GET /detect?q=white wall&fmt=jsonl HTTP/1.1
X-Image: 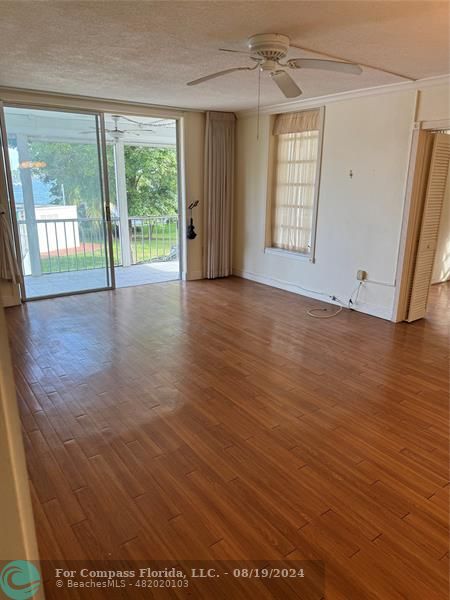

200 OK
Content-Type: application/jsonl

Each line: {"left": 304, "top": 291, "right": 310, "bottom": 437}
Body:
{"left": 416, "top": 83, "right": 450, "bottom": 122}
{"left": 432, "top": 166, "right": 450, "bottom": 284}
{"left": 182, "top": 111, "right": 205, "bottom": 280}
{"left": 234, "top": 90, "right": 416, "bottom": 319}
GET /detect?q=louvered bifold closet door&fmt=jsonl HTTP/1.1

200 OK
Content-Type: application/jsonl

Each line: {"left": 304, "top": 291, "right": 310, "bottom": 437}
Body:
{"left": 407, "top": 133, "right": 450, "bottom": 322}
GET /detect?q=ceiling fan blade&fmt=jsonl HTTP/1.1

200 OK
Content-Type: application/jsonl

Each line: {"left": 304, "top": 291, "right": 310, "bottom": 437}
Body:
{"left": 126, "top": 128, "right": 155, "bottom": 133}
{"left": 290, "top": 43, "right": 415, "bottom": 80}
{"left": 270, "top": 70, "right": 302, "bottom": 98}
{"left": 187, "top": 66, "right": 255, "bottom": 86}
{"left": 289, "top": 58, "right": 362, "bottom": 75}
{"left": 219, "top": 48, "right": 253, "bottom": 55}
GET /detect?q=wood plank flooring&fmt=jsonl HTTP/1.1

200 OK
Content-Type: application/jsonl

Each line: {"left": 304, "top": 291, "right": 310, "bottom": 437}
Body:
{"left": 6, "top": 278, "right": 449, "bottom": 599}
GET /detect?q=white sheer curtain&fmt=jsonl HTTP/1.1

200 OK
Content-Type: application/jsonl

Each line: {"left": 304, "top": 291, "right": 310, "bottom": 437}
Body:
{"left": 271, "top": 110, "right": 320, "bottom": 254}
{"left": 203, "top": 111, "right": 236, "bottom": 278}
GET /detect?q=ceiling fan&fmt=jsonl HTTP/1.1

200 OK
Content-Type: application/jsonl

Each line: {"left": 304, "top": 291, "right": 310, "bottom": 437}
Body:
{"left": 81, "top": 115, "right": 155, "bottom": 139}
{"left": 187, "top": 33, "right": 363, "bottom": 98}
{"left": 82, "top": 115, "right": 175, "bottom": 140}
{"left": 106, "top": 115, "right": 156, "bottom": 141}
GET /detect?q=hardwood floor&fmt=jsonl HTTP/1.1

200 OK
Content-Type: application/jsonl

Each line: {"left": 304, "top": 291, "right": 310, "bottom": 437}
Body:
{"left": 6, "top": 278, "right": 449, "bottom": 599}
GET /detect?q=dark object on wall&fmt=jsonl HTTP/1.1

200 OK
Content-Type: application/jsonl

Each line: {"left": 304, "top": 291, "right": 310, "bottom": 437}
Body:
{"left": 187, "top": 200, "right": 199, "bottom": 239}
{"left": 186, "top": 218, "right": 196, "bottom": 239}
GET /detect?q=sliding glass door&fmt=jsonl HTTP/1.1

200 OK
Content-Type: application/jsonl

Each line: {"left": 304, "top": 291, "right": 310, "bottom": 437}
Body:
{"left": 1, "top": 106, "right": 113, "bottom": 299}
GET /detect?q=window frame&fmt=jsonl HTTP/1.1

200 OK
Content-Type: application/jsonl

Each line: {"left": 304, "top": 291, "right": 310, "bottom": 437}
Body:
{"left": 265, "top": 106, "right": 325, "bottom": 263}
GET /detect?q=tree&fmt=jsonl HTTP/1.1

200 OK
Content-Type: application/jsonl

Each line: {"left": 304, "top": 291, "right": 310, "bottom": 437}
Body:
{"left": 124, "top": 146, "right": 178, "bottom": 216}
{"left": 29, "top": 140, "right": 178, "bottom": 218}
{"left": 29, "top": 141, "right": 116, "bottom": 218}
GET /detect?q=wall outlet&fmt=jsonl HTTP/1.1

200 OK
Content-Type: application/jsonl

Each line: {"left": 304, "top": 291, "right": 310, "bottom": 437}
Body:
{"left": 356, "top": 270, "right": 368, "bottom": 281}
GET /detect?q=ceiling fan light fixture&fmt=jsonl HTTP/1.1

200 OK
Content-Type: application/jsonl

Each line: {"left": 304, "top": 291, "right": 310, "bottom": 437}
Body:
{"left": 247, "top": 33, "right": 290, "bottom": 61}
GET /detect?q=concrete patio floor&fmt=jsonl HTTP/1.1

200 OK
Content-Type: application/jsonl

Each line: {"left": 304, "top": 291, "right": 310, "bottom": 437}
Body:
{"left": 24, "top": 261, "right": 180, "bottom": 298}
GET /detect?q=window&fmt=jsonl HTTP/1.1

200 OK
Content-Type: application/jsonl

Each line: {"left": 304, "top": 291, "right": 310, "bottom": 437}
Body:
{"left": 269, "top": 108, "right": 323, "bottom": 257}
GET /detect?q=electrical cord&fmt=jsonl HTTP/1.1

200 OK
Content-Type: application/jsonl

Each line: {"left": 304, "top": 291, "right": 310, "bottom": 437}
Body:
{"left": 305, "top": 281, "right": 364, "bottom": 319}
{"left": 307, "top": 306, "right": 343, "bottom": 318}
{"left": 348, "top": 281, "right": 363, "bottom": 309}
{"left": 306, "top": 293, "right": 347, "bottom": 319}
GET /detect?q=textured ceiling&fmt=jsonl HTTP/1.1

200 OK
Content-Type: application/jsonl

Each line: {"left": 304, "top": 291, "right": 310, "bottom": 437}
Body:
{"left": 0, "top": 1, "right": 449, "bottom": 111}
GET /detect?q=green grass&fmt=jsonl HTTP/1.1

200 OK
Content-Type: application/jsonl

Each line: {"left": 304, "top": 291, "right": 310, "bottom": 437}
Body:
{"left": 39, "top": 223, "right": 178, "bottom": 273}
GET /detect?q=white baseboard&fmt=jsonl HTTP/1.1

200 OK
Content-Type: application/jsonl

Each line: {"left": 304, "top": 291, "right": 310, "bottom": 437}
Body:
{"left": 1, "top": 295, "right": 21, "bottom": 308}
{"left": 184, "top": 270, "right": 203, "bottom": 281}
{"left": 0, "top": 282, "right": 21, "bottom": 307}
{"left": 232, "top": 268, "right": 392, "bottom": 321}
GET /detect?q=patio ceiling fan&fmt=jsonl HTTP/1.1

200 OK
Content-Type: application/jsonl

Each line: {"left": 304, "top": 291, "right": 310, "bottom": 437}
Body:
{"left": 105, "top": 115, "right": 156, "bottom": 141}
{"left": 187, "top": 33, "right": 364, "bottom": 98}
{"left": 82, "top": 115, "right": 172, "bottom": 140}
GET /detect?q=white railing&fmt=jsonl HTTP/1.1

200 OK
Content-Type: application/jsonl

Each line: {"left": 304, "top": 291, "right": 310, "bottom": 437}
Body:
{"left": 17, "top": 215, "right": 178, "bottom": 275}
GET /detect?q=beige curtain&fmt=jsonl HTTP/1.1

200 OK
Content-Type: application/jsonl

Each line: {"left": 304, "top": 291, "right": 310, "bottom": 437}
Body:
{"left": 204, "top": 111, "right": 236, "bottom": 278}
{"left": 273, "top": 109, "right": 320, "bottom": 135}
{"left": 0, "top": 147, "right": 20, "bottom": 283}
{"left": 271, "top": 109, "right": 320, "bottom": 254}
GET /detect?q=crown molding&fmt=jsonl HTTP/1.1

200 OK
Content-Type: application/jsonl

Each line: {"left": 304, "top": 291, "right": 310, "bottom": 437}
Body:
{"left": 236, "top": 74, "right": 450, "bottom": 118}
{"left": 0, "top": 74, "right": 448, "bottom": 119}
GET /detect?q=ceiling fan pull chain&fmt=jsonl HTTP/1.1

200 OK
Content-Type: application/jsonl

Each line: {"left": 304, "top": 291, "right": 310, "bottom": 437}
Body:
{"left": 257, "top": 65, "right": 261, "bottom": 140}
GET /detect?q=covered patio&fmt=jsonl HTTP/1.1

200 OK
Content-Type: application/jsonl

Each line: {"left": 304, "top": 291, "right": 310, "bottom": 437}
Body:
{"left": 4, "top": 107, "right": 180, "bottom": 298}
{"left": 23, "top": 260, "right": 179, "bottom": 297}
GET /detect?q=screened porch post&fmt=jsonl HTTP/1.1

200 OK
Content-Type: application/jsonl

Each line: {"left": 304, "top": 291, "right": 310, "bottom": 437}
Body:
{"left": 113, "top": 140, "right": 131, "bottom": 267}
{"left": 16, "top": 133, "right": 41, "bottom": 276}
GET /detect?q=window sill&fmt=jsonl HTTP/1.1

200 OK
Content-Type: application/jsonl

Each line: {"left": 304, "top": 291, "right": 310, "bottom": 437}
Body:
{"left": 264, "top": 247, "right": 313, "bottom": 262}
